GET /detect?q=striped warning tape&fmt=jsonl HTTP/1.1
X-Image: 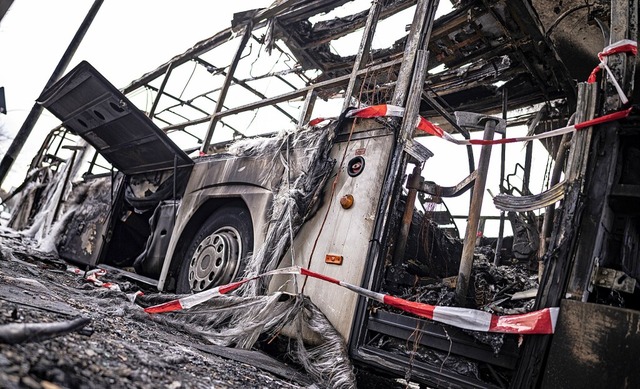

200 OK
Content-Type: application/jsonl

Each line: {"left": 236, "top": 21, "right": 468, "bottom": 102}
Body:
{"left": 309, "top": 105, "right": 633, "bottom": 146}
{"left": 339, "top": 104, "right": 634, "bottom": 146}
{"left": 67, "top": 266, "right": 121, "bottom": 291}
{"left": 310, "top": 41, "right": 636, "bottom": 143}
{"left": 144, "top": 266, "right": 558, "bottom": 335}
{"left": 587, "top": 39, "right": 637, "bottom": 104}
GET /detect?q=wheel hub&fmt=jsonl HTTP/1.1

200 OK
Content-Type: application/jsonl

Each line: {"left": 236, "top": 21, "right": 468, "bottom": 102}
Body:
{"left": 188, "top": 228, "right": 241, "bottom": 292}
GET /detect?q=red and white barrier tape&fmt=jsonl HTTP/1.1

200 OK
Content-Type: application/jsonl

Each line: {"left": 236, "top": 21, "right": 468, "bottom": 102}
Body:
{"left": 143, "top": 267, "right": 297, "bottom": 313}
{"left": 144, "top": 266, "right": 558, "bottom": 335}
{"left": 67, "top": 266, "right": 121, "bottom": 291}
{"left": 309, "top": 104, "right": 633, "bottom": 146}
{"left": 588, "top": 39, "right": 637, "bottom": 104}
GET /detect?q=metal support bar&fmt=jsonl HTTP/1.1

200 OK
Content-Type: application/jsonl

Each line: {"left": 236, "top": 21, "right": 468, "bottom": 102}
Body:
{"left": 400, "top": 50, "right": 430, "bottom": 143}
{"left": 494, "top": 88, "right": 508, "bottom": 265}
{"left": 421, "top": 92, "right": 470, "bottom": 138}
{"left": 148, "top": 62, "right": 173, "bottom": 119}
{"left": 604, "top": 0, "right": 638, "bottom": 110}
{"left": 455, "top": 118, "right": 497, "bottom": 305}
{"left": 393, "top": 165, "right": 422, "bottom": 266}
{"left": 201, "top": 22, "right": 253, "bottom": 153}
{"left": 522, "top": 141, "right": 533, "bottom": 195}
{"left": 298, "top": 89, "right": 317, "bottom": 126}
{"left": 390, "top": 50, "right": 430, "bottom": 268}
{"left": 538, "top": 132, "right": 571, "bottom": 260}
{"left": 0, "top": 0, "right": 104, "bottom": 187}
{"left": 392, "top": 0, "right": 439, "bottom": 106}
{"left": 411, "top": 170, "right": 478, "bottom": 197}
{"left": 147, "top": 84, "right": 211, "bottom": 116}
{"left": 342, "top": 0, "right": 382, "bottom": 110}
{"left": 510, "top": 82, "right": 597, "bottom": 388}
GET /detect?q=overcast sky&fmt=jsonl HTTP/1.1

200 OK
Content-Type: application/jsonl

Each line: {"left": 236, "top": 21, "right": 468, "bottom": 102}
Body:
{"left": 0, "top": 0, "right": 272, "bottom": 190}
{"left": 0, "top": 1, "right": 549, "bottom": 236}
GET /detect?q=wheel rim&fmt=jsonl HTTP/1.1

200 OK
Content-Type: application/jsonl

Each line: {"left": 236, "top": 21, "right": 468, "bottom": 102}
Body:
{"left": 188, "top": 226, "right": 242, "bottom": 292}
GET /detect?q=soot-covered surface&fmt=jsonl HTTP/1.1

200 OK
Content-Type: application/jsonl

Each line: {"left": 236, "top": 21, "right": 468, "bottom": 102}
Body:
{"left": 0, "top": 228, "right": 309, "bottom": 389}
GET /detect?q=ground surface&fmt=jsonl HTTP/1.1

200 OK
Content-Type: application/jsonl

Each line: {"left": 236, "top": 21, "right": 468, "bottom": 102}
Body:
{"left": 0, "top": 228, "right": 312, "bottom": 389}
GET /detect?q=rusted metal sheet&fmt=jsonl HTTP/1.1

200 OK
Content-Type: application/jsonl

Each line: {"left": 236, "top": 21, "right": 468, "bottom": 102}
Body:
{"left": 542, "top": 299, "right": 640, "bottom": 389}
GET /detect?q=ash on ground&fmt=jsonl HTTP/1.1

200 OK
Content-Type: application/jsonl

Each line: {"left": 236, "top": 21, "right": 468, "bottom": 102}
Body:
{"left": 0, "top": 228, "right": 310, "bottom": 389}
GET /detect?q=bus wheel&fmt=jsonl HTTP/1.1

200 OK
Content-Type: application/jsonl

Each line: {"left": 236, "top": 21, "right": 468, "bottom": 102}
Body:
{"left": 176, "top": 205, "right": 253, "bottom": 293}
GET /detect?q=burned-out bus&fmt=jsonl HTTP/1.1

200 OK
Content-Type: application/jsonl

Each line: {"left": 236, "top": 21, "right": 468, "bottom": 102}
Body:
{"left": 5, "top": 1, "right": 639, "bottom": 388}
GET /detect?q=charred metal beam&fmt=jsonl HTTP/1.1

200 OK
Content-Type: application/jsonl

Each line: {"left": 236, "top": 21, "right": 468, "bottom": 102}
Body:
{"left": 278, "top": 0, "right": 352, "bottom": 24}
{"left": 121, "top": 0, "right": 346, "bottom": 94}
{"left": 393, "top": 165, "right": 422, "bottom": 266}
{"left": 122, "top": 28, "right": 234, "bottom": 95}
{"left": 455, "top": 114, "right": 501, "bottom": 306}
{"left": 421, "top": 91, "right": 470, "bottom": 138}
{"left": 392, "top": 50, "right": 432, "bottom": 267}
{"left": 603, "top": 0, "right": 638, "bottom": 110}
{"left": 148, "top": 62, "right": 173, "bottom": 119}
{"left": 393, "top": 0, "right": 439, "bottom": 106}
{"left": 300, "top": 0, "right": 417, "bottom": 49}
{"left": 298, "top": 89, "right": 317, "bottom": 126}
{"left": 538, "top": 131, "right": 571, "bottom": 260}
{"left": 494, "top": 88, "right": 508, "bottom": 266}
{"left": 498, "top": 0, "right": 577, "bottom": 106}
{"left": 342, "top": 0, "right": 383, "bottom": 110}
{"left": 512, "top": 82, "right": 597, "bottom": 388}
{"left": 250, "top": 34, "right": 312, "bottom": 86}
{"left": 275, "top": 18, "right": 326, "bottom": 72}
{"left": 411, "top": 170, "right": 478, "bottom": 197}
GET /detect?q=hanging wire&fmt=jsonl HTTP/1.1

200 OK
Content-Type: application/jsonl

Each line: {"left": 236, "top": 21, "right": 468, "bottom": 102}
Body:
{"left": 178, "top": 61, "right": 198, "bottom": 100}
{"left": 246, "top": 51, "right": 286, "bottom": 131}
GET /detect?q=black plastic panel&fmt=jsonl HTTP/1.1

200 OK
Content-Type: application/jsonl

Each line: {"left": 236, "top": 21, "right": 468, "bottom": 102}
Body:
{"left": 39, "top": 61, "right": 194, "bottom": 175}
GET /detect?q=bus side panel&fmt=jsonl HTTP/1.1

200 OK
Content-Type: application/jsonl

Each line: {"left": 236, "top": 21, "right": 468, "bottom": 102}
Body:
{"left": 271, "top": 122, "right": 394, "bottom": 342}
{"left": 542, "top": 299, "right": 640, "bottom": 389}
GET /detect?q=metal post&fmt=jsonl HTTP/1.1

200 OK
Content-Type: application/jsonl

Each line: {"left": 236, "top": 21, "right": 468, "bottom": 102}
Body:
{"left": 522, "top": 141, "right": 533, "bottom": 195}
{"left": 455, "top": 119, "right": 497, "bottom": 305}
{"left": 0, "top": 0, "right": 104, "bottom": 187}
{"left": 393, "top": 165, "right": 422, "bottom": 266}
{"left": 392, "top": 0, "right": 439, "bottom": 106}
{"left": 538, "top": 133, "right": 570, "bottom": 260}
{"left": 342, "top": 0, "right": 382, "bottom": 110}
{"left": 604, "top": 0, "right": 638, "bottom": 110}
{"left": 298, "top": 89, "right": 317, "bottom": 126}
{"left": 494, "top": 89, "right": 508, "bottom": 265}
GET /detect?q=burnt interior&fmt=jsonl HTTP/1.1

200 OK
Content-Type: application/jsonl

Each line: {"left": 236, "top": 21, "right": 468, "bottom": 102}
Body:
{"left": 101, "top": 169, "right": 191, "bottom": 278}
